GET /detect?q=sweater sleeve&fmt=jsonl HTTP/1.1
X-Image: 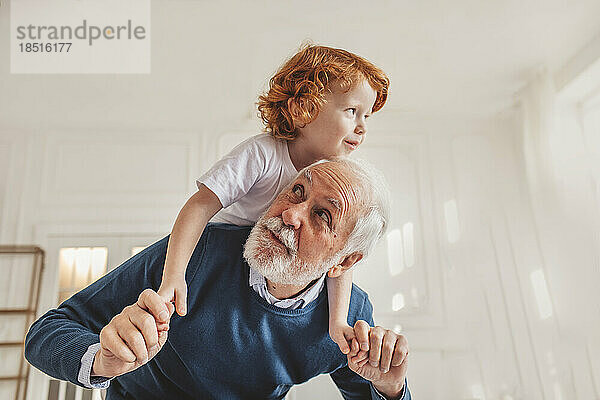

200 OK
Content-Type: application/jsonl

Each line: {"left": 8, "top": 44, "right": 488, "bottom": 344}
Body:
{"left": 330, "top": 365, "right": 373, "bottom": 399}
{"left": 24, "top": 236, "right": 170, "bottom": 387}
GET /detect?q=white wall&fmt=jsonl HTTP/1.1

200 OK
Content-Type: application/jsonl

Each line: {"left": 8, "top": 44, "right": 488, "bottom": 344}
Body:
{"left": 4, "top": 113, "right": 553, "bottom": 400}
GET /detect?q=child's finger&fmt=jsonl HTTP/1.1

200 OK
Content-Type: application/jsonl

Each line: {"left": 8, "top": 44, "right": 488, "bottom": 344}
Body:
{"left": 165, "top": 300, "right": 175, "bottom": 318}
{"left": 342, "top": 329, "right": 356, "bottom": 354}
{"left": 156, "top": 286, "right": 170, "bottom": 301}
{"left": 343, "top": 325, "right": 356, "bottom": 339}
{"left": 348, "top": 338, "right": 360, "bottom": 357}
{"left": 337, "top": 337, "right": 350, "bottom": 354}
{"left": 175, "top": 289, "right": 187, "bottom": 316}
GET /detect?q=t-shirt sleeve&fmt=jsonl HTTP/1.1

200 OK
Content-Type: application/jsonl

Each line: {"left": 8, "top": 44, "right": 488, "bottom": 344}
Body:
{"left": 196, "top": 137, "right": 269, "bottom": 209}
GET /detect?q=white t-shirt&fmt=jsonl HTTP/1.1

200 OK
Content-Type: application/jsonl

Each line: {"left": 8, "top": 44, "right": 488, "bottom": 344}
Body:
{"left": 197, "top": 134, "right": 298, "bottom": 226}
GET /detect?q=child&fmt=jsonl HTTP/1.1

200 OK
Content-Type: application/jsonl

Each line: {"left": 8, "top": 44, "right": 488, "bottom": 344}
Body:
{"left": 158, "top": 44, "right": 389, "bottom": 354}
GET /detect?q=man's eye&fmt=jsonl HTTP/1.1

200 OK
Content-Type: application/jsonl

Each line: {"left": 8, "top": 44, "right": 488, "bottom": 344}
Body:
{"left": 316, "top": 210, "right": 331, "bottom": 225}
{"left": 292, "top": 184, "right": 304, "bottom": 197}
{"left": 346, "top": 108, "right": 356, "bottom": 115}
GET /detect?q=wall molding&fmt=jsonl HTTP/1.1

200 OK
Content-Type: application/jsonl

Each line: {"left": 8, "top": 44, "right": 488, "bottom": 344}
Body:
{"left": 36, "top": 130, "right": 199, "bottom": 207}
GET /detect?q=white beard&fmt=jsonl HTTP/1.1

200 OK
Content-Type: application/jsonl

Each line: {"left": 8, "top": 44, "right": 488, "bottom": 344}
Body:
{"left": 243, "top": 216, "right": 341, "bottom": 286}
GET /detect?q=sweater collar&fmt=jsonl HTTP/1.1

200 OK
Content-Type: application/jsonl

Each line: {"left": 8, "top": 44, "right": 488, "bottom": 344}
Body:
{"left": 249, "top": 267, "right": 326, "bottom": 309}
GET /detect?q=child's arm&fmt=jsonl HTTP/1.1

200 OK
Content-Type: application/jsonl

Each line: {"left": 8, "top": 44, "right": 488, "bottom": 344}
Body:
{"left": 158, "top": 184, "right": 222, "bottom": 316}
{"left": 327, "top": 270, "right": 355, "bottom": 354}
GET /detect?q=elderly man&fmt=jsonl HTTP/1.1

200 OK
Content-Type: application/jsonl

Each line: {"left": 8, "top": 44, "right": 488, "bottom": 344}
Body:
{"left": 25, "top": 158, "right": 411, "bottom": 399}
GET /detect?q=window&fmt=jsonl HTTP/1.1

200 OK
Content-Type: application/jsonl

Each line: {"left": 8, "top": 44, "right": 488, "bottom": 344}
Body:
{"left": 58, "top": 247, "right": 107, "bottom": 304}
{"left": 131, "top": 246, "right": 146, "bottom": 256}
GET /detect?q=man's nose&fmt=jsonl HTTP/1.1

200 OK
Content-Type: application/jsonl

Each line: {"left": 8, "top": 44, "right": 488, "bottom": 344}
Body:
{"left": 281, "top": 203, "right": 306, "bottom": 229}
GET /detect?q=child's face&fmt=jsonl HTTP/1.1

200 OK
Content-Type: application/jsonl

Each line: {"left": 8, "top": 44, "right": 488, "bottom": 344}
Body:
{"left": 296, "top": 78, "right": 378, "bottom": 158}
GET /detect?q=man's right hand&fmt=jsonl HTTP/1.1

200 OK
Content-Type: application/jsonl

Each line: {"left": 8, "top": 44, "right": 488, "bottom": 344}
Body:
{"left": 92, "top": 289, "right": 174, "bottom": 378}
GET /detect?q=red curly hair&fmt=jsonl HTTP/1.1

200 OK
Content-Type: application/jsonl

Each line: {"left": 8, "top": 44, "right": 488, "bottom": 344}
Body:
{"left": 257, "top": 44, "right": 389, "bottom": 141}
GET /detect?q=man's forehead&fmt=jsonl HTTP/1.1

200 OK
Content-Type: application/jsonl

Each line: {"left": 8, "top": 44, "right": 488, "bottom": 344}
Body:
{"left": 302, "top": 168, "right": 312, "bottom": 184}
{"left": 303, "top": 163, "right": 361, "bottom": 212}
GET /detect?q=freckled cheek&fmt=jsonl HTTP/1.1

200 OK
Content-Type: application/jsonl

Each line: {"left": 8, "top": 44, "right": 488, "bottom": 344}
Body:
{"left": 268, "top": 199, "right": 289, "bottom": 216}
{"left": 315, "top": 234, "right": 335, "bottom": 254}
{"left": 301, "top": 232, "right": 330, "bottom": 260}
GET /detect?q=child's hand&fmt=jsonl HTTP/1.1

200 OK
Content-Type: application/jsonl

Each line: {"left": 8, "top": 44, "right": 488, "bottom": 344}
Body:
{"left": 157, "top": 277, "right": 188, "bottom": 317}
{"left": 329, "top": 322, "right": 355, "bottom": 355}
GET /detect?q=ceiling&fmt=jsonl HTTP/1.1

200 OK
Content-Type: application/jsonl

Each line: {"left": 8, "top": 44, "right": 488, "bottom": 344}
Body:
{"left": 250, "top": 0, "right": 600, "bottom": 118}
{"left": 2, "top": 0, "right": 600, "bottom": 130}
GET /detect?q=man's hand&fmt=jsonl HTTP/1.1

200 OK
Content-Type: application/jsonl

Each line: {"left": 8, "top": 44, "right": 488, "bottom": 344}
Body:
{"left": 92, "top": 289, "right": 174, "bottom": 378}
{"left": 346, "top": 320, "right": 409, "bottom": 399}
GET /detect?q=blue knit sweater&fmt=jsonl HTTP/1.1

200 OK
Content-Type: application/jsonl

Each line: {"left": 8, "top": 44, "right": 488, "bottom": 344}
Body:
{"left": 25, "top": 224, "right": 411, "bottom": 399}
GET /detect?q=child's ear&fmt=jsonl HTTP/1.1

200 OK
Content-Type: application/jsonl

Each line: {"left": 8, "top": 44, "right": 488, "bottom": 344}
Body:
{"left": 327, "top": 253, "right": 363, "bottom": 278}
{"left": 287, "top": 97, "right": 306, "bottom": 122}
{"left": 287, "top": 98, "right": 305, "bottom": 125}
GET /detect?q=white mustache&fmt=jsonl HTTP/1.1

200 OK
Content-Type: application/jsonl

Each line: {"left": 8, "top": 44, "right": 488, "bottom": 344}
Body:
{"left": 263, "top": 217, "right": 298, "bottom": 255}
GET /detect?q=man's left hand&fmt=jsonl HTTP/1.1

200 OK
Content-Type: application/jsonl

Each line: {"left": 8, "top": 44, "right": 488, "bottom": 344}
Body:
{"left": 346, "top": 320, "right": 409, "bottom": 399}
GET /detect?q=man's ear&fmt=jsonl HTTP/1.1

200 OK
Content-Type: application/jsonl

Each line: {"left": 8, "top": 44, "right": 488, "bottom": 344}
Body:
{"left": 327, "top": 252, "right": 363, "bottom": 278}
